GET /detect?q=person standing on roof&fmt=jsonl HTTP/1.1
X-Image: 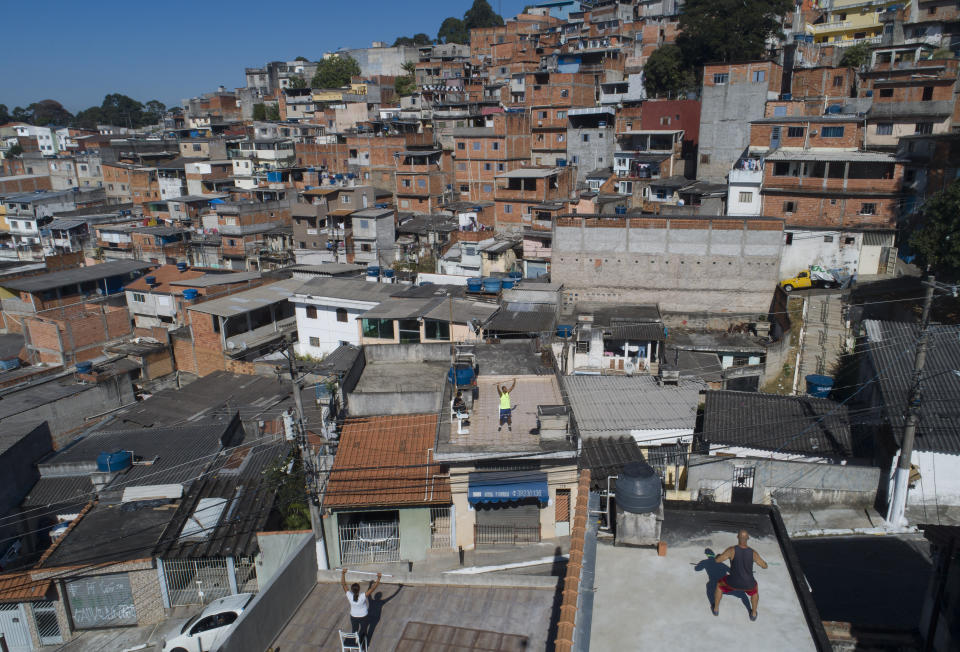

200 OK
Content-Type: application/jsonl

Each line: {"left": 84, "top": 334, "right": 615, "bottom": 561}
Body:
{"left": 497, "top": 378, "right": 517, "bottom": 432}
{"left": 712, "top": 529, "right": 768, "bottom": 621}
{"left": 341, "top": 568, "right": 381, "bottom": 645}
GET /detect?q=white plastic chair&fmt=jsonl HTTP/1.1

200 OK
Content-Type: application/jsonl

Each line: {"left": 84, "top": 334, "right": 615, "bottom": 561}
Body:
{"left": 339, "top": 629, "right": 366, "bottom": 651}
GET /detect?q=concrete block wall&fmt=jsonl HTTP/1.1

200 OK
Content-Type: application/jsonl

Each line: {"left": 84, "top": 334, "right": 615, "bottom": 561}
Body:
{"left": 552, "top": 216, "right": 783, "bottom": 313}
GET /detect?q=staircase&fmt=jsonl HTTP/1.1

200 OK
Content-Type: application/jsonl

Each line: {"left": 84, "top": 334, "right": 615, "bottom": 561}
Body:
{"left": 797, "top": 293, "right": 847, "bottom": 382}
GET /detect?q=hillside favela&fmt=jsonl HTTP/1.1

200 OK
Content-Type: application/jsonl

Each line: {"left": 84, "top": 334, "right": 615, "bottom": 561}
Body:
{"left": 1, "top": 0, "right": 960, "bottom": 650}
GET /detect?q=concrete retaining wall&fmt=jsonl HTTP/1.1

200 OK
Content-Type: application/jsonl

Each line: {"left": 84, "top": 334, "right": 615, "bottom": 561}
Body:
{"left": 214, "top": 532, "right": 316, "bottom": 652}
{"left": 687, "top": 453, "right": 879, "bottom": 508}
{"left": 347, "top": 390, "right": 441, "bottom": 416}
{"left": 363, "top": 342, "right": 451, "bottom": 363}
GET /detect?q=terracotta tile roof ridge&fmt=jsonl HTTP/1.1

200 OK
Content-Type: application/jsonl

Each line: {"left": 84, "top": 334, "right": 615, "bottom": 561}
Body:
{"left": 554, "top": 469, "right": 591, "bottom": 650}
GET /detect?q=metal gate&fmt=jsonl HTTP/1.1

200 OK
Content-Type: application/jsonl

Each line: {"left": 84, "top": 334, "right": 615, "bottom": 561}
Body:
{"left": 430, "top": 506, "right": 452, "bottom": 549}
{"left": 33, "top": 600, "right": 62, "bottom": 645}
{"left": 338, "top": 520, "right": 401, "bottom": 565}
{"left": 162, "top": 558, "right": 231, "bottom": 606}
{"left": 731, "top": 466, "right": 755, "bottom": 504}
{"left": 65, "top": 574, "right": 137, "bottom": 629}
{"left": 0, "top": 603, "right": 31, "bottom": 651}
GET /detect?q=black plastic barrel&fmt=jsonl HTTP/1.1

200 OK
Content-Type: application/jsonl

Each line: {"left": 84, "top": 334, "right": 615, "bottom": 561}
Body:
{"left": 615, "top": 462, "right": 662, "bottom": 514}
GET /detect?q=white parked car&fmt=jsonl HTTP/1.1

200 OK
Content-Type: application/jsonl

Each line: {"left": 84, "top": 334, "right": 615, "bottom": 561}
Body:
{"left": 161, "top": 593, "right": 254, "bottom": 652}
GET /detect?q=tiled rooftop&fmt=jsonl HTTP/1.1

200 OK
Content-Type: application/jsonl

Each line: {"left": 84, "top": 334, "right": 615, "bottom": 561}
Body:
{"left": 324, "top": 414, "right": 450, "bottom": 508}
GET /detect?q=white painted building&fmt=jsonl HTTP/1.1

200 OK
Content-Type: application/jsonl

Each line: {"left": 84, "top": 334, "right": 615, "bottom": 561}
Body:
{"left": 726, "top": 158, "right": 763, "bottom": 216}
{"left": 291, "top": 277, "right": 398, "bottom": 357}
{"left": 779, "top": 227, "right": 895, "bottom": 279}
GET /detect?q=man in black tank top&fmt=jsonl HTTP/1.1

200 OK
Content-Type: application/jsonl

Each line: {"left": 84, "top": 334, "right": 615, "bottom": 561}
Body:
{"left": 712, "top": 529, "right": 768, "bottom": 621}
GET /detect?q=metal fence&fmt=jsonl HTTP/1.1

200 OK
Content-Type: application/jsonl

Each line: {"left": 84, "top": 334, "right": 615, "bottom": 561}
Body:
{"left": 338, "top": 521, "right": 401, "bottom": 565}
{"left": 162, "top": 556, "right": 258, "bottom": 606}
{"left": 474, "top": 524, "right": 541, "bottom": 545}
{"left": 430, "top": 506, "right": 452, "bottom": 549}
{"left": 33, "top": 600, "right": 63, "bottom": 645}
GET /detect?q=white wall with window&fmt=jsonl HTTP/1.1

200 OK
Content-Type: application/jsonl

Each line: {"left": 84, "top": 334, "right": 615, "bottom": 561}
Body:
{"left": 293, "top": 294, "right": 379, "bottom": 357}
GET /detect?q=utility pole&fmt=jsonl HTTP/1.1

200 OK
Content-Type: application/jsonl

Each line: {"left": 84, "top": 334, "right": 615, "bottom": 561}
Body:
{"left": 886, "top": 275, "right": 935, "bottom": 528}
{"left": 283, "top": 337, "right": 324, "bottom": 546}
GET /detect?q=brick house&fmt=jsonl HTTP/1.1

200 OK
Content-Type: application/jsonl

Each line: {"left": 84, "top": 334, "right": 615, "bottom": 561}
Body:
{"left": 494, "top": 167, "right": 573, "bottom": 232}
{"left": 452, "top": 112, "right": 532, "bottom": 202}
{"left": 23, "top": 301, "right": 133, "bottom": 366}
{"left": 394, "top": 150, "right": 450, "bottom": 214}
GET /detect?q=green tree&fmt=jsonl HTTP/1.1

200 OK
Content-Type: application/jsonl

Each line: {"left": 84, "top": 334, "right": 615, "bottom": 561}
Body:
{"left": 27, "top": 99, "right": 73, "bottom": 126}
{"left": 295, "top": 55, "right": 309, "bottom": 62}
{"left": 11, "top": 107, "right": 29, "bottom": 123}
{"left": 676, "top": 0, "right": 793, "bottom": 66}
{"left": 73, "top": 106, "right": 106, "bottom": 129}
{"left": 265, "top": 103, "right": 281, "bottom": 121}
{"left": 265, "top": 450, "right": 312, "bottom": 531}
{"left": 100, "top": 93, "right": 145, "bottom": 127}
{"left": 252, "top": 103, "right": 267, "bottom": 121}
{"left": 143, "top": 100, "right": 166, "bottom": 124}
{"left": 464, "top": 0, "right": 504, "bottom": 29}
{"left": 4, "top": 143, "right": 23, "bottom": 158}
{"left": 0, "top": 104, "right": 10, "bottom": 124}
{"left": 643, "top": 45, "right": 696, "bottom": 98}
{"left": 396, "top": 61, "right": 418, "bottom": 96}
{"left": 311, "top": 55, "right": 362, "bottom": 89}
{"left": 839, "top": 43, "right": 871, "bottom": 69}
{"left": 438, "top": 17, "right": 469, "bottom": 44}
{"left": 288, "top": 76, "right": 308, "bottom": 89}
{"left": 907, "top": 180, "right": 960, "bottom": 275}
{"left": 393, "top": 33, "right": 433, "bottom": 47}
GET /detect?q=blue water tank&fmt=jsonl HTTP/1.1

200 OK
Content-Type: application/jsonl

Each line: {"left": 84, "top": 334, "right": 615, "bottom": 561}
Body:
{"left": 97, "top": 450, "right": 133, "bottom": 473}
{"left": 782, "top": 93, "right": 792, "bottom": 101}
{"left": 509, "top": 271, "right": 522, "bottom": 280}
{"left": 557, "top": 324, "right": 573, "bottom": 338}
{"left": 367, "top": 266, "right": 381, "bottom": 277}
{"left": 614, "top": 206, "right": 627, "bottom": 215}
{"left": 176, "top": 262, "right": 188, "bottom": 272}
{"left": 482, "top": 277, "right": 502, "bottom": 293}
{"left": 145, "top": 275, "right": 157, "bottom": 286}
{"left": 0, "top": 358, "right": 20, "bottom": 371}
{"left": 447, "top": 364, "right": 475, "bottom": 386}
{"left": 182, "top": 288, "right": 199, "bottom": 301}
{"left": 501, "top": 279, "right": 515, "bottom": 289}
{"left": 383, "top": 269, "right": 395, "bottom": 278}
{"left": 826, "top": 104, "right": 843, "bottom": 114}
{"left": 805, "top": 374, "right": 834, "bottom": 398}
{"left": 466, "top": 278, "right": 483, "bottom": 292}
{"left": 76, "top": 361, "right": 93, "bottom": 374}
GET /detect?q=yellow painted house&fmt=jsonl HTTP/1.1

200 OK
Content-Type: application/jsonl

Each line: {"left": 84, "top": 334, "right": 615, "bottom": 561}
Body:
{"left": 807, "top": 0, "right": 912, "bottom": 44}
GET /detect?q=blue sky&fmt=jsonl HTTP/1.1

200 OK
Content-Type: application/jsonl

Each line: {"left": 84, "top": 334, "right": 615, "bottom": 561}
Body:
{"left": 2, "top": 0, "right": 530, "bottom": 113}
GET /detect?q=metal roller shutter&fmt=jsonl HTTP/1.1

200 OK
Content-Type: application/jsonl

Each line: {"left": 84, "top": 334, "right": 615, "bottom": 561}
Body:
{"left": 65, "top": 574, "right": 137, "bottom": 629}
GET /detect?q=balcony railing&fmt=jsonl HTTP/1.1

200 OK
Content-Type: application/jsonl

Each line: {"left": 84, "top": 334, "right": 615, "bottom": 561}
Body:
{"left": 474, "top": 524, "right": 541, "bottom": 545}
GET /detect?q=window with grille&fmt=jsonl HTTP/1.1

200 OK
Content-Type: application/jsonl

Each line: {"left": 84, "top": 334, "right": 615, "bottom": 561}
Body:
{"left": 821, "top": 126, "right": 844, "bottom": 138}
{"left": 739, "top": 192, "right": 753, "bottom": 203}
{"left": 915, "top": 122, "right": 933, "bottom": 135}
{"left": 787, "top": 126, "right": 805, "bottom": 138}
{"left": 713, "top": 73, "right": 729, "bottom": 84}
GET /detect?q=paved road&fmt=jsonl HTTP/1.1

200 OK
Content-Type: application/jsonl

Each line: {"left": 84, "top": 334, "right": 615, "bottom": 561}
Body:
{"left": 792, "top": 534, "right": 931, "bottom": 629}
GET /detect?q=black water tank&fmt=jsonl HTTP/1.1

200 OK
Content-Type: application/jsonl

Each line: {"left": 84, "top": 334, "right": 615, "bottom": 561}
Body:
{"left": 615, "top": 462, "right": 662, "bottom": 514}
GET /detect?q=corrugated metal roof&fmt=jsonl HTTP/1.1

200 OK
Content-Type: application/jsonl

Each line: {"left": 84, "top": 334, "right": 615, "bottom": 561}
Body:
{"left": 563, "top": 375, "right": 704, "bottom": 434}
{"left": 864, "top": 319, "right": 960, "bottom": 453}
{"left": 701, "top": 390, "right": 853, "bottom": 457}
{"left": 21, "top": 476, "right": 92, "bottom": 509}
{"left": 580, "top": 436, "right": 646, "bottom": 489}
{"left": 187, "top": 278, "right": 302, "bottom": 317}
{"left": 486, "top": 304, "right": 557, "bottom": 333}
{"left": 1, "top": 260, "right": 154, "bottom": 293}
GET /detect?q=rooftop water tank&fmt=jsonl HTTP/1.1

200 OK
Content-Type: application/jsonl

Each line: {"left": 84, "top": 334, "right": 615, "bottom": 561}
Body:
{"left": 805, "top": 374, "right": 834, "bottom": 398}
{"left": 448, "top": 363, "right": 475, "bottom": 386}
{"left": 96, "top": 450, "right": 133, "bottom": 473}
{"left": 182, "top": 288, "right": 199, "bottom": 301}
{"left": 383, "top": 269, "right": 395, "bottom": 278}
{"left": 501, "top": 279, "right": 515, "bottom": 289}
{"left": 176, "top": 262, "right": 188, "bottom": 272}
{"left": 556, "top": 324, "right": 573, "bottom": 338}
{"left": 482, "top": 277, "right": 502, "bottom": 293}
{"left": 145, "top": 275, "right": 157, "bottom": 286}
{"left": 76, "top": 361, "right": 93, "bottom": 374}
{"left": 508, "top": 271, "right": 523, "bottom": 280}
{"left": 616, "top": 462, "right": 662, "bottom": 514}
{"left": 366, "top": 266, "right": 381, "bottom": 277}
{"left": 467, "top": 278, "right": 483, "bottom": 293}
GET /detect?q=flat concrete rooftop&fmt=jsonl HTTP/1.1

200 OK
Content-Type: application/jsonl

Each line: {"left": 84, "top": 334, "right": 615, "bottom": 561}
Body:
{"left": 271, "top": 581, "right": 555, "bottom": 651}
{"left": 353, "top": 360, "right": 449, "bottom": 393}
{"left": 590, "top": 509, "right": 818, "bottom": 651}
